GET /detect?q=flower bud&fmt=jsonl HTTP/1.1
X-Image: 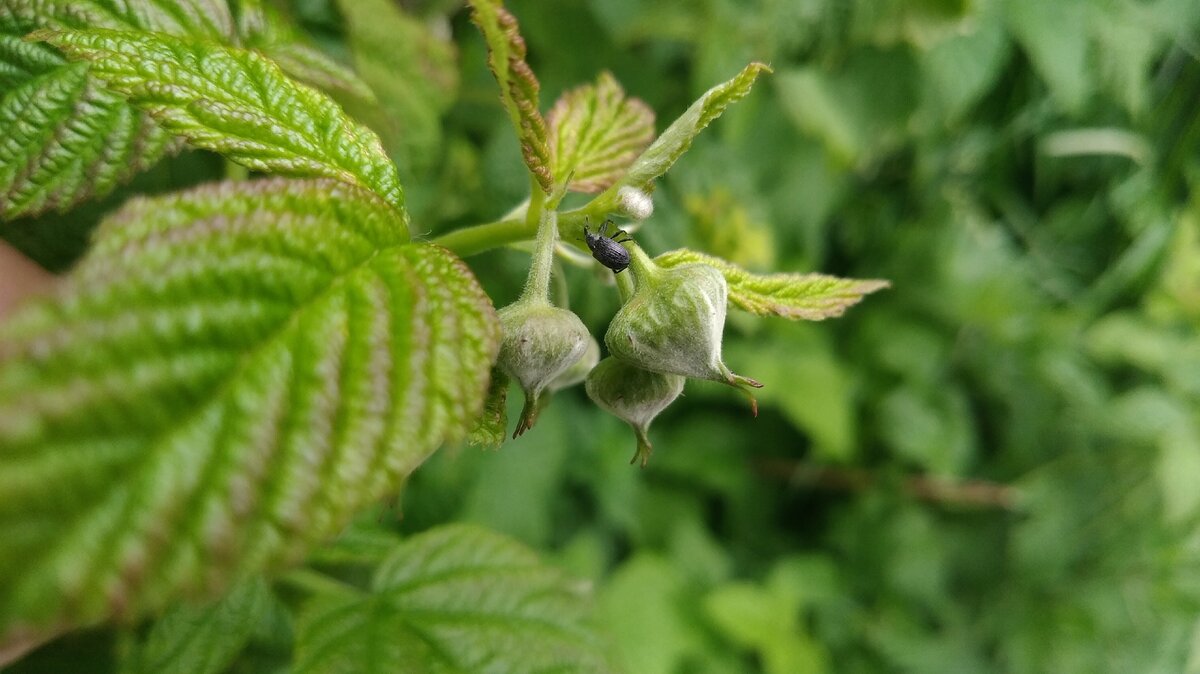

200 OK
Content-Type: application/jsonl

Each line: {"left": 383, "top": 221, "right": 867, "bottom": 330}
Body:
{"left": 586, "top": 356, "right": 685, "bottom": 466}
{"left": 617, "top": 186, "right": 654, "bottom": 220}
{"left": 605, "top": 259, "right": 762, "bottom": 412}
{"left": 548, "top": 334, "right": 600, "bottom": 392}
{"left": 497, "top": 302, "right": 591, "bottom": 436}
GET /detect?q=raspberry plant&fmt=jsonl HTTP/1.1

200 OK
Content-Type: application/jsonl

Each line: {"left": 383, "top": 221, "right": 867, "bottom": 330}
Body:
{"left": 0, "top": 0, "right": 885, "bottom": 669}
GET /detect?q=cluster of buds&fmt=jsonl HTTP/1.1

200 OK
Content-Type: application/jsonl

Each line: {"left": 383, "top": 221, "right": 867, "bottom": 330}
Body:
{"left": 494, "top": 195, "right": 758, "bottom": 464}
{"left": 588, "top": 244, "right": 760, "bottom": 463}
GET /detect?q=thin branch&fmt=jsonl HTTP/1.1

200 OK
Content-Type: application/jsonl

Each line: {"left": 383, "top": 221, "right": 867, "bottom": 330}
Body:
{"left": 754, "top": 458, "right": 1022, "bottom": 511}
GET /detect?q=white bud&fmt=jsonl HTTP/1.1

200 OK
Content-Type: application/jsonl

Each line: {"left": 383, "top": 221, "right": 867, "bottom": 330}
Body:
{"left": 618, "top": 186, "right": 654, "bottom": 220}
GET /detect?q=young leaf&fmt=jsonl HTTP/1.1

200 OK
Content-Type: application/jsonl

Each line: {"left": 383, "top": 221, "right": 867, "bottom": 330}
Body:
{"left": 118, "top": 578, "right": 272, "bottom": 674}
{"left": 468, "top": 0, "right": 553, "bottom": 193}
{"left": 293, "top": 524, "right": 613, "bottom": 674}
{"left": 35, "top": 28, "right": 409, "bottom": 219}
{"left": 0, "top": 0, "right": 235, "bottom": 219}
{"left": 0, "top": 178, "right": 499, "bottom": 641}
{"left": 336, "top": 0, "right": 459, "bottom": 174}
{"left": 656, "top": 248, "right": 890, "bottom": 320}
{"left": 468, "top": 369, "right": 510, "bottom": 448}
{"left": 603, "top": 62, "right": 770, "bottom": 196}
{"left": 547, "top": 71, "right": 655, "bottom": 193}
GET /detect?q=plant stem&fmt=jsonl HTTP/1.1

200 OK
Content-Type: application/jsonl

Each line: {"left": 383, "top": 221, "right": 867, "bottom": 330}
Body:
{"left": 753, "top": 458, "right": 1022, "bottom": 511}
{"left": 433, "top": 201, "right": 613, "bottom": 258}
{"left": 432, "top": 217, "right": 530, "bottom": 257}
{"left": 224, "top": 158, "right": 249, "bottom": 181}
{"left": 626, "top": 242, "right": 659, "bottom": 280}
{"left": 520, "top": 180, "right": 554, "bottom": 303}
{"left": 615, "top": 268, "right": 636, "bottom": 303}
{"left": 552, "top": 259, "right": 571, "bottom": 308}
{"left": 278, "top": 567, "right": 361, "bottom": 597}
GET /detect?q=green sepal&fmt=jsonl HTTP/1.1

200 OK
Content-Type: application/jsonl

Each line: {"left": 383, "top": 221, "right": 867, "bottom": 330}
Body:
{"left": 656, "top": 248, "right": 890, "bottom": 320}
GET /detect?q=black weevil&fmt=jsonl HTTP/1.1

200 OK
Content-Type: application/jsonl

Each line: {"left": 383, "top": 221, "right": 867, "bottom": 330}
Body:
{"left": 584, "top": 218, "right": 633, "bottom": 273}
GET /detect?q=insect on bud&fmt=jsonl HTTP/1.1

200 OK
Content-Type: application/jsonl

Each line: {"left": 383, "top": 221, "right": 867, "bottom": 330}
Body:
{"left": 617, "top": 186, "right": 654, "bottom": 220}
{"left": 497, "top": 302, "right": 591, "bottom": 437}
{"left": 586, "top": 357, "right": 685, "bottom": 466}
{"left": 605, "top": 252, "right": 762, "bottom": 413}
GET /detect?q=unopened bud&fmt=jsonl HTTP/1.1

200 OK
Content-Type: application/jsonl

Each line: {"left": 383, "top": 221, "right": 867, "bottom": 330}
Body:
{"left": 605, "top": 257, "right": 762, "bottom": 413}
{"left": 549, "top": 334, "right": 600, "bottom": 392}
{"left": 585, "top": 356, "right": 685, "bottom": 466}
{"left": 497, "top": 302, "right": 591, "bottom": 436}
{"left": 617, "top": 186, "right": 654, "bottom": 220}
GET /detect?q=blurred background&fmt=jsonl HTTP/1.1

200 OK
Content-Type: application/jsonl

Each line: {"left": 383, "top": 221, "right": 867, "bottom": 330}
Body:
{"left": 7, "top": 0, "right": 1200, "bottom": 672}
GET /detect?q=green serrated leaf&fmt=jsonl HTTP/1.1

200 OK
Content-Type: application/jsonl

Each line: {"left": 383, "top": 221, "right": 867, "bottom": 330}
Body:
{"left": 36, "top": 28, "right": 409, "bottom": 219}
{"left": 0, "top": 59, "right": 178, "bottom": 219}
{"left": 468, "top": 0, "right": 553, "bottom": 193}
{"left": 237, "top": 0, "right": 376, "bottom": 103}
{"left": 468, "top": 369, "right": 509, "bottom": 448}
{"left": 656, "top": 248, "right": 890, "bottom": 320}
{"left": 0, "top": 0, "right": 235, "bottom": 219}
{"left": 294, "top": 524, "right": 613, "bottom": 674}
{"left": 0, "top": 178, "right": 499, "bottom": 641}
{"left": 547, "top": 71, "right": 655, "bottom": 194}
{"left": 336, "top": 0, "right": 458, "bottom": 174}
{"left": 262, "top": 43, "right": 376, "bottom": 103}
{"left": 135, "top": 0, "right": 234, "bottom": 40}
{"left": 603, "top": 62, "right": 769, "bottom": 197}
{"left": 5, "top": 0, "right": 233, "bottom": 41}
{"left": 119, "top": 578, "right": 271, "bottom": 674}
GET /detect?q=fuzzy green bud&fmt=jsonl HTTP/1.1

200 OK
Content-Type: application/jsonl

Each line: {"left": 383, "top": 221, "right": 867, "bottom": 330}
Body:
{"left": 605, "top": 249, "right": 762, "bottom": 412}
{"left": 586, "top": 356, "right": 685, "bottom": 466}
{"left": 549, "top": 334, "right": 600, "bottom": 392}
{"left": 497, "top": 302, "right": 591, "bottom": 436}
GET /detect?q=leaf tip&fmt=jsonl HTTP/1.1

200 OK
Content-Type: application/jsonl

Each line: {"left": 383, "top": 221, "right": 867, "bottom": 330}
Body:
{"left": 749, "top": 61, "right": 774, "bottom": 75}
{"left": 23, "top": 28, "right": 61, "bottom": 44}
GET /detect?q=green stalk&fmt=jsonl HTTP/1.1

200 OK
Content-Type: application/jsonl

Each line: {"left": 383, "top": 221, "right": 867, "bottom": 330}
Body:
{"left": 519, "top": 178, "right": 555, "bottom": 303}
{"left": 433, "top": 200, "right": 615, "bottom": 258}
{"left": 626, "top": 243, "right": 660, "bottom": 281}
{"left": 432, "top": 217, "right": 530, "bottom": 257}
{"left": 615, "top": 267, "right": 636, "bottom": 303}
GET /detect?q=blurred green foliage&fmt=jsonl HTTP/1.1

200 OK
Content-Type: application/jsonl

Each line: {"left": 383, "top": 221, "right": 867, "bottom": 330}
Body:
{"left": 8, "top": 0, "right": 1200, "bottom": 671}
